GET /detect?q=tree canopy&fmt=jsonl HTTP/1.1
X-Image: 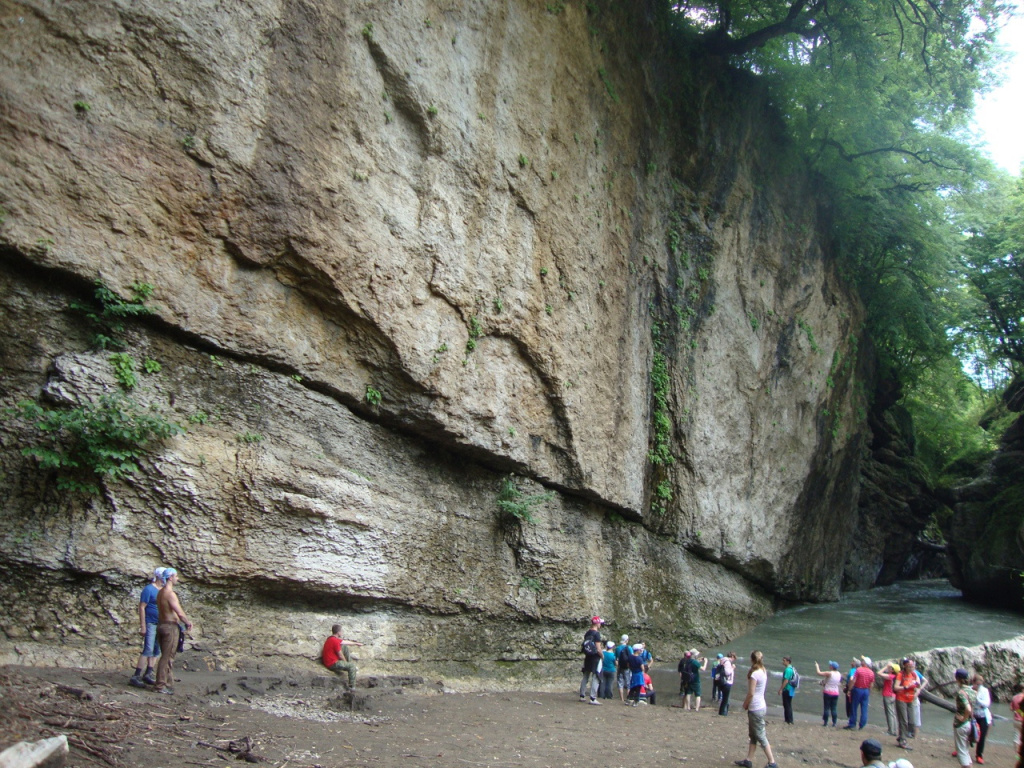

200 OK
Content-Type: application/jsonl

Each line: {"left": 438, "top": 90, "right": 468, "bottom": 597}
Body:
{"left": 663, "top": 1, "right": 1021, "bottom": 478}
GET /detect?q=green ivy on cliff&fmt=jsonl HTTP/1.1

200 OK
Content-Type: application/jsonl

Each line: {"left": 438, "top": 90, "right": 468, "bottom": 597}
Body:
{"left": 5, "top": 395, "right": 184, "bottom": 494}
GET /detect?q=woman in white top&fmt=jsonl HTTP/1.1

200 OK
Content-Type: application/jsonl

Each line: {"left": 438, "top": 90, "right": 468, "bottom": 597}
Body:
{"left": 815, "top": 660, "right": 843, "bottom": 727}
{"left": 733, "top": 650, "right": 777, "bottom": 768}
{"left": 973, "top": 674, "right": 992, "bottom": 763}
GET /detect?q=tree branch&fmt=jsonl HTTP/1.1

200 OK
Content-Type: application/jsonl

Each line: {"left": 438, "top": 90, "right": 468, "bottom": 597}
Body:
{"left": 700, "top": 0, "right": 828, "bottom": 56}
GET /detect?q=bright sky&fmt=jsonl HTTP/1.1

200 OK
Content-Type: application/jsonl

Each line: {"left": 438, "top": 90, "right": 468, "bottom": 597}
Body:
{"left": 973, "top": 4, "right": 1024, "bottom": 175}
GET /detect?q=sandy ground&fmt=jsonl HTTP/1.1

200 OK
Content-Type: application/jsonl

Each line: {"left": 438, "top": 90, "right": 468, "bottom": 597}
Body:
{"left": 2, "top": 664, "right": 1018, "bottom": 768}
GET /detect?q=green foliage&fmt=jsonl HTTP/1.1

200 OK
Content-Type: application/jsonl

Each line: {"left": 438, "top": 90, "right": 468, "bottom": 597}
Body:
{"left": 427, "top": 104, "right": 438, "bottom": 116}
{"left": 365, "top": 386, "right": 383, "bottom": 406}
{"left": 466, "top": 315, "right": 482, "bottom": 352}
{"left": 73, "top": 101, "right": 90, "bottom": 113}
{"left": 237, "top": 431, "right": 263, "bottom": 444}
{"left": 655, "top": 480, "right": 673, "bottom": 501}
{"left": 496, "top": 475, "right": 555, "bottom": 524}
{"left": 955, "top": 174, "right": 1024, "bottom": 383}
{"left": 361, "top": 22, "right": 374, "bottom": 41}
{"left": 648, "top": 337, "right": 674, "bottom": 465}
{"left": 143, "top": 358, "right": 162, "bottom": 374}
{"left": 546, "top": 1, "right": 566, "bottom": 13}
{"left": 597, "top": 67, "right": 619, "bottom": 102}
{"left": 5, "top": 395, "right": 184, "bottom": 494}
{"left": 748, "top": 313, "right": 759, "bottom": 332}
{"left": 70, "top": 281, "right": 155, "bottom": 350}
{"left": 188, "top": 410, "right": 209, "bottom": 425}
{"left": 518, "top": 153, "right": 529, "bottom": 168}
{"left": 796, "top": 317, "right": 821, "bottom": 354}
{"left": 903, "top": 356, "right": 997, "bottom": 482}
{"left": 109, "top": 353, "right": 137, "bottom": 390}
{"left": 181, "top": 134, "right": 195, "bottom": 150}
{"left": 520, "top": 576, "right": 544, "bottom": 592}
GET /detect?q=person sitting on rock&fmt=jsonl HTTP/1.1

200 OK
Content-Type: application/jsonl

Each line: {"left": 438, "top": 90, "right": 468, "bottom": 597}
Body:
{"left": 322, "top": 624, "right": 363, "bottom": 687}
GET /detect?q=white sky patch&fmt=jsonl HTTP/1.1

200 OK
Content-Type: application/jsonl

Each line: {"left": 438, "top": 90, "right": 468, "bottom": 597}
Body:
{"left": 973, "top": 4, "right": 1024, "bottom": 175}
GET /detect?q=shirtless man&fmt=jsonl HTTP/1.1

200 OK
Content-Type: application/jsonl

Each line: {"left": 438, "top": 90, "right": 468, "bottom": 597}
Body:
{"left": 154, "top": 567, "right": 192, "bottom": 695}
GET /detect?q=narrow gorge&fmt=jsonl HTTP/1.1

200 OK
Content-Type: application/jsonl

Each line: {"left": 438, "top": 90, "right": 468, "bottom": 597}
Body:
{"left": 0, "top": 0, "right": 1006, "bottom": 684}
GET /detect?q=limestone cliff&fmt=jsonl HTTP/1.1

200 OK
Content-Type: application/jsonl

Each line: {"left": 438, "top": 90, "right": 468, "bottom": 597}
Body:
{"left": 0, "top": 0, "right": 865, "bottom": 680}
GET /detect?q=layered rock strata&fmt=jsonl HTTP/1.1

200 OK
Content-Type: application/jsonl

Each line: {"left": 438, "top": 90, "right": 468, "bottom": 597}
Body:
{"left": 0, "top": 0, "right": 864, "bottom": 678}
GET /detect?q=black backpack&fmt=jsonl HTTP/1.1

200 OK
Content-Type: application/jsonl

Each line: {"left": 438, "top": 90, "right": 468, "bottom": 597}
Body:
{"left": 678, "top": 659, "right": 693, "bottom": 686}
{"left": 582, "top": 638, "right": 598, "bottom": 655}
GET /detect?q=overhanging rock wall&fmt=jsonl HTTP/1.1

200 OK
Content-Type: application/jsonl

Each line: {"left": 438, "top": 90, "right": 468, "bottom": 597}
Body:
{"left": 0, "top": 0, "right": 864, "bottom": 682}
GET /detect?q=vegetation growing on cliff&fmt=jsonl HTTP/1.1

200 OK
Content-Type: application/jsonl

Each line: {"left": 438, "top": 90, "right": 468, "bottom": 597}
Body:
{"left": 5, "top": 396, "right": 183, "bottom": 494}
{"left": 668, "top": 0, "right": 1016, "bottom": 424}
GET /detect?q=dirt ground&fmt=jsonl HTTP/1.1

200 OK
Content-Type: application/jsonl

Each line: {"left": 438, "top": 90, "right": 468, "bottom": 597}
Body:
{"left": 2, "top": 664, "right": 1018, "bottom": 768}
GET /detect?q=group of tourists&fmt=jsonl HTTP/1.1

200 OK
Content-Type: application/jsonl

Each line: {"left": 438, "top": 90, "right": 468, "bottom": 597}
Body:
{"left": 578, "top": 617, "right": 656, "bottom": 706}
{"left": 578, "top": 619, "right": 1019, "bottom": 768}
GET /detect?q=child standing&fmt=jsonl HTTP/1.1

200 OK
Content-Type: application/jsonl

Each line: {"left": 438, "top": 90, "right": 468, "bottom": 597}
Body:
{"left": 627, "top": 644, "right": 646, "bottom": 706}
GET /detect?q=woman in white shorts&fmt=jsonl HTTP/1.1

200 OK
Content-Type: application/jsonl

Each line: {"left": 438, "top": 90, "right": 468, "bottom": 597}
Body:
{"left": 733, "top": 650, "right": 777, "bottom": 768}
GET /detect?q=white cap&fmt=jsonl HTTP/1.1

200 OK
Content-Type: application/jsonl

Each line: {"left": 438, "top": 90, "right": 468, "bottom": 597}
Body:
{"left": 887, "top": 760, "right": 914, "bottom": 768}
{"left": 632, "top": 643, "right": 643, "bottom": 651}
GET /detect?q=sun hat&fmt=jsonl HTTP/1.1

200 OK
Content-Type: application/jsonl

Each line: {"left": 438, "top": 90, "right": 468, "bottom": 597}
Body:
{"left": 620, "top": 634, "right": 629, "bottom": 643}
{"left": 861, "top": 656, "right": 873, "bottom": 666}
{"left": 162, "top": 567, "right": 177, "bottom": 579}
{"left": 955, "top": 668, "right": 970, "bottom": 680}
{"left": 829, "top": 660, "right": 840, "bottom": 670}
{"left": 888, "top": 759, "right": 914, "bottom": 768}
{"left": 891, "top": 663, "right": 900, "bottom": 672}
{"left": 716, "top": 653, "right": 724, "bottom": 659}
{"left": 632, "top": 643, "right": 643, "bottom": 651}
{"left": 153, "top": 567, "right": 166, "bottom": 581}
{"left": 606, "top": 641, "right": 615, "bottom": 649}
{"left": 860, "top": 738, "right": 882, "bottom": 758}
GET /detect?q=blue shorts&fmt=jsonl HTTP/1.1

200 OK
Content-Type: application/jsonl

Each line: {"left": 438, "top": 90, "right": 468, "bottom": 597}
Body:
{"left": 141, "top": 622, "right": 161, "bottom": 658}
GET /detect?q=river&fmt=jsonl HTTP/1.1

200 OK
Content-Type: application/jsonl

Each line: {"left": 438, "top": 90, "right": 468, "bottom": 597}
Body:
{"left": 657, "top": 580, "right": 1023, "bottom": 742}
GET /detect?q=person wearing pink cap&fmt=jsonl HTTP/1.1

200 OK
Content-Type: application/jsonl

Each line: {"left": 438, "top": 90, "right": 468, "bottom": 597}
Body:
{"left": 578, "top": 616, "right": 605, "bottom": 705}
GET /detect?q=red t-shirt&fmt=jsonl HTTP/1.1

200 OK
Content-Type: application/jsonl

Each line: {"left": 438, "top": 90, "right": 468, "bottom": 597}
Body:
{"left": 322, "top": 635, "right": 343, "bottom": 668}
{"left": 853, "top": 666, "right": 875, "bottom": 689}
{"left": 881, "top": 672, "right": 895, "bottom": 697}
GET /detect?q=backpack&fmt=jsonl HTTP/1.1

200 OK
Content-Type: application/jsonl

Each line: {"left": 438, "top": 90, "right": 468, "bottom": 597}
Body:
{"left": 791, "top": 668, "right": 800, "bottom": 692}
{"left": 617, "top": 646, "right": 632, "bottom": 670}
{"left": 582, "top": 639, "right": 598, "bottom": 655}
{"left": 678, "top": 659, "right": 693, "bottom": 686}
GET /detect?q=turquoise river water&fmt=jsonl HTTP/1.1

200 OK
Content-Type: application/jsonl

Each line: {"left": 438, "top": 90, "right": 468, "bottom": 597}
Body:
{"left": 653, "top": 580, "right": 1023, "bottom": 742}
